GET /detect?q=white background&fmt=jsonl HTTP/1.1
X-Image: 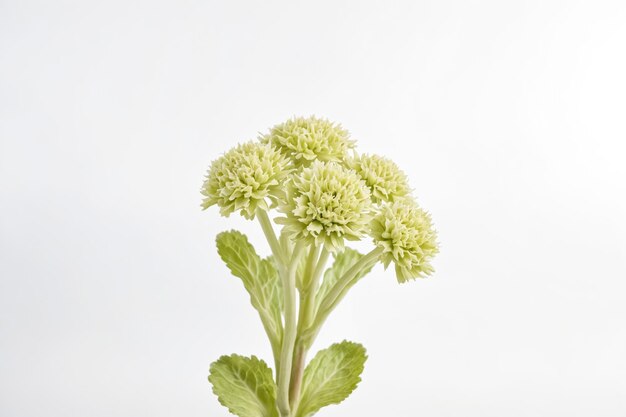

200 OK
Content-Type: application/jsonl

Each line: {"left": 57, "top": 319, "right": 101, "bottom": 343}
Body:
{"left": 1, "top": 1, "right": 626, "bottom": 416}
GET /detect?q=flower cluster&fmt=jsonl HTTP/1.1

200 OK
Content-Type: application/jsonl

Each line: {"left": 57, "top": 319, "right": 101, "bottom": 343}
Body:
{"left": 347, "top": 153, "right": 411, "bottom": 204}
{"left": 201, "top": 141, "right": 290, "bottom": 219}
{"left": 261, "top": 116, "right": 355, "bottom": 166}
{"left": 202, "top": 116, "right": 439, "bottom": 279}
{"left": 370, "top": 199, "right": 439, "bottom": 283}
{"left": 276, "top": 161, "right": 372, "bottom": 252}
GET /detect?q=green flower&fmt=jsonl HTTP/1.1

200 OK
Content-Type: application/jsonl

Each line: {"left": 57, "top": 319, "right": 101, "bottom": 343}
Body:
{"left": 201, "top": 141, "right": 290, "bottom": 219}
{"left": 261, "top": 116, "right": 355, "bottom": 166}
{"left": 347, "top": 154, "right": 411, "bottom": 204}
{"left": 370, "top": 199, "right": 439, "bottom": 283}
{"left": 276, "top": 161, "right": 372, "bottom": 252}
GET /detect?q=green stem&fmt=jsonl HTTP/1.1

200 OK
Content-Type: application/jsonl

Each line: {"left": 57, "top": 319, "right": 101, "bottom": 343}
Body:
{"left": 303, "top": 248, "right": 330, "bottom": 327}
{"left": 289, "top": 247, "right": 330, "bottom": 409}
{"left": 312, "top": 246, "right": 383, "bottom": 335}
{"left": 288, "top": 343, "right": 307, "bottom": 413}
{"left": 257, "top": 209, "right": 286, "bottom": 265}
{"left": 256, "top": 208, "right": 287, "bottom": 375}
{"left": 292, "top": 246, "right": 319, "bottom": 365}
{"left": 277, "top": 241, "right": 305, "bottom": 417}
{"left": 259, "top": 314, "right": 282, "bottom": 375}
{"left": 302, "top": 245, "right": 319, "bottom": 289}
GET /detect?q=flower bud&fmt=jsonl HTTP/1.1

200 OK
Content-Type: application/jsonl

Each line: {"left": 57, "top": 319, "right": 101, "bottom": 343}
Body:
{"left": 201, "top": 141, "right": 290, "bottom": 219}
{"left": 370, "top": 199, "right": 439, "bottom": 282}
{"left": 276, "top": 161, "right": 372, "bottom": 252}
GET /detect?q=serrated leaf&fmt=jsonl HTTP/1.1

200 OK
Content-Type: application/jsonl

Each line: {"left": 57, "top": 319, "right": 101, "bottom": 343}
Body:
{"left": 216, "top": 230, "right": 283, "bottom": 346}
{"left": 295, "top": 341, "right": 367, "bottom": 417}
{"left": 315, "top": 248, "right": 374, "bottom": 313}
{"left": 209, "top": 354, "right": 279, "bottom": 417}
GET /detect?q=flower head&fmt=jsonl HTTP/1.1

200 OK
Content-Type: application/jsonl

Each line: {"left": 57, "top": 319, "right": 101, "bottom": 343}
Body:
{"left": 347, "top": 154, "right": 411, "bottom": 204}
{"left": 201, "top": 141, "right": 290, "bottom": 219}
{"left": 276, "top": 161, "right": 372, "bottom": 252}
{"left": 370, "top": 199, "right": 439, "bottom": 283}
{"left": 261, "top": 116, "right": 355, "bottom": 166}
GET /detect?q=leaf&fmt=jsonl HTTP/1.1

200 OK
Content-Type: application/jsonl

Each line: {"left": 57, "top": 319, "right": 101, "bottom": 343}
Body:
{"left": 209, "top": 354, "right": 279, "bottom": 417}
{"left": 296, "top": 341, "right": 367, "bottom": 417}
{"left": 216, "top": 230, "right": 283, "bottom": 345}
{"left": 315, "top": 248, "right": 374, "bottom": 313}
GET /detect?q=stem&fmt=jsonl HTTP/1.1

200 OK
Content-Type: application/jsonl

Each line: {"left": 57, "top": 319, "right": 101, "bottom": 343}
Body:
{"left": 313, "top": 246, "right": 383, "bottom": 334}
{"left": 276, "top": 241, "right": 305, "bottom": 417}
{"left": 256, "top": 208, "right": 287, "bottom": 375}
{"left": 302, "top": 245, "right": 320, "bottom": 289}
{"left": 303, "top": 248, "right": 330, "bottom": 328}
{"left": 257, "top": 209, "right": 286, "bottom": 265}
{"left": 289, "top": 343, "right": 307, "bottom": 410}
{"left": 289, "top": 247, "right": 330, "bottom": 408}
{"left": 259, "top": 316, "right": 282, "bottom": 374}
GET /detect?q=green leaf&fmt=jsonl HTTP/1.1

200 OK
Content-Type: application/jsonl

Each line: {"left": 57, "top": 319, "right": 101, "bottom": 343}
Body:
{"left": 296, "top": 341, "right": 367, "bottom": 417}
{"left": 216, "top": 230, "right": 283, "bottom": 346}
{"left": 315, "top": 248, "right": 374, "bottom": 313}
{"left": 209, "top": 354, "right": 279, "bottom": 417}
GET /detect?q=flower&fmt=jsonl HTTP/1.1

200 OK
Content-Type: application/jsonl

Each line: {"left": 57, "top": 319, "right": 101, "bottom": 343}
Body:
{"left": 261, "top": 116, "right": 355, "bottom": 166}
{"left": 370, "top": 199, "right": 439, "bottom": 283}
{"left": 201, "top": 141, "right": 290, "bottom": 219}
{"left": 276, "top": 161, "right": 372, "bottom": 252}
{"left": 347, "top": 154, "right": 411, "bottom": 204}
